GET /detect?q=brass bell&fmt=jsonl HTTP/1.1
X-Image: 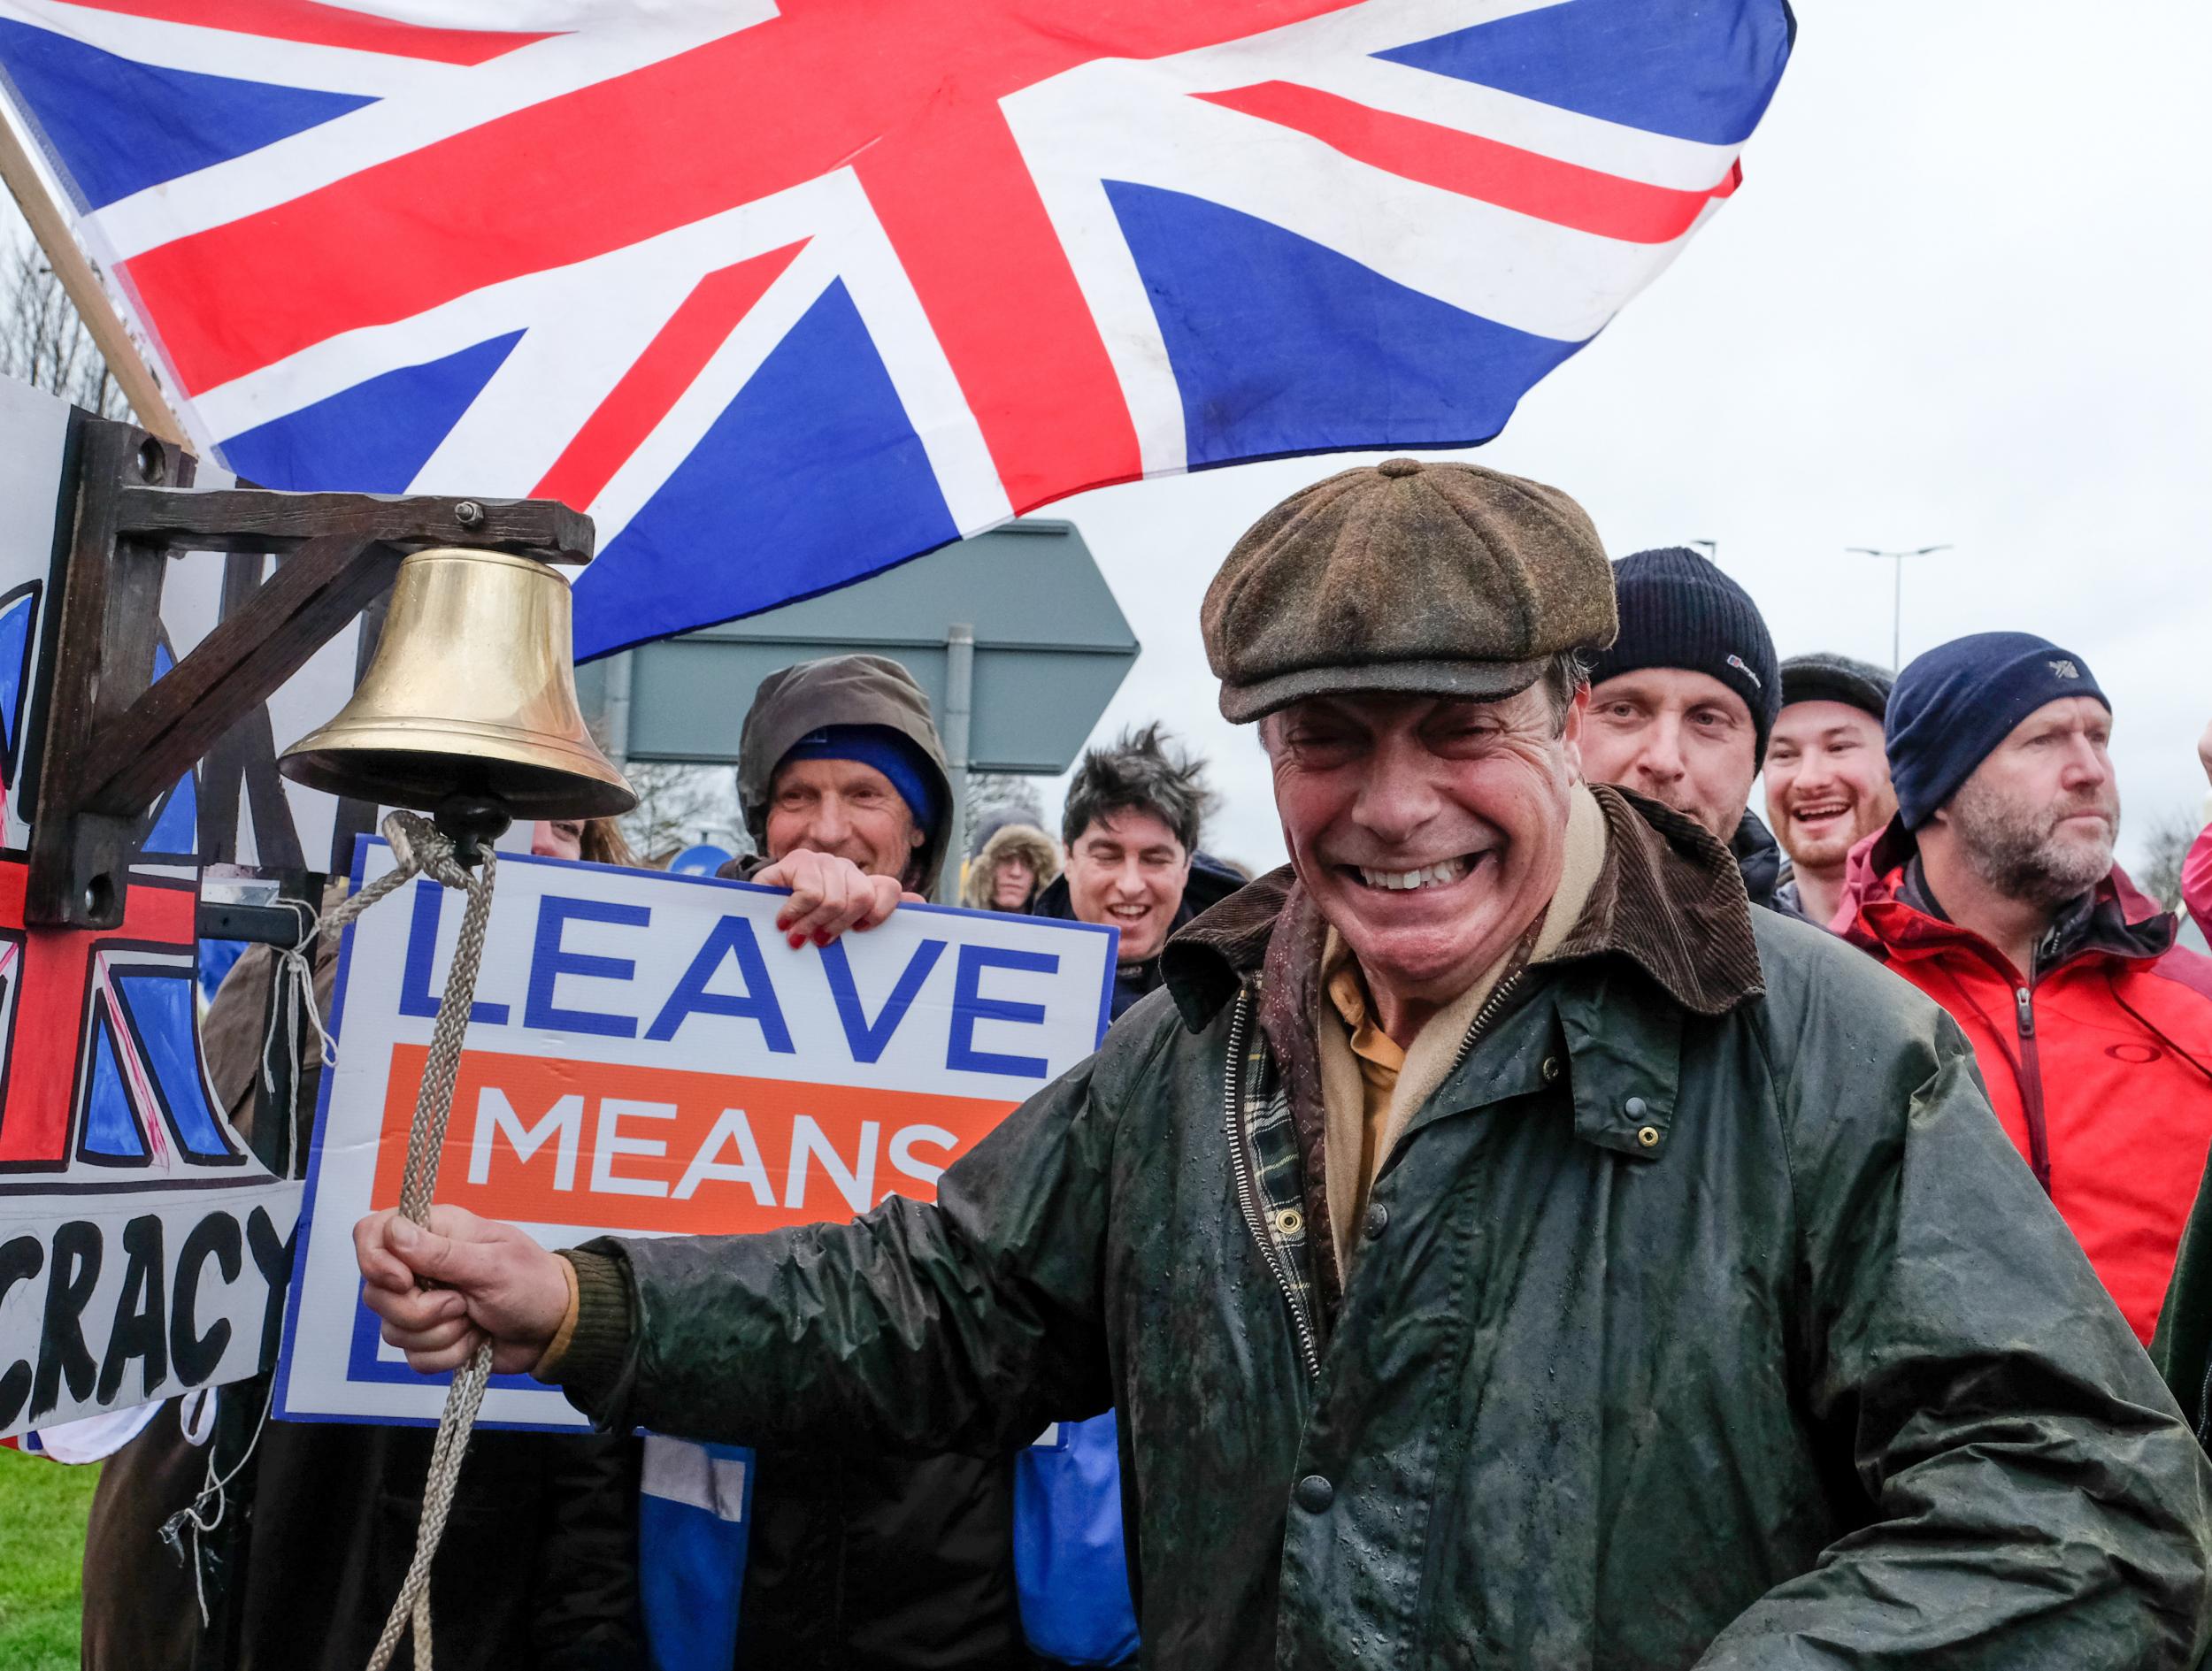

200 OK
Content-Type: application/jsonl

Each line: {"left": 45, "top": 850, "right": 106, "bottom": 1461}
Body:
{"left": 279, "top": 547, "right": 635, "bottom": 820}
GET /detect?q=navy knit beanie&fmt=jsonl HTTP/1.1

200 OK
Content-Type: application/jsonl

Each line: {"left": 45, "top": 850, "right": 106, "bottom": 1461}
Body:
{"left": 1586, "top": 548, "right": 1782, "bottom": 764}
{"left": 780, "top": 724, "right": 942, "bottom": 830}
{"left": 1886, "top": 632, "right": 2108, "bottom": 830}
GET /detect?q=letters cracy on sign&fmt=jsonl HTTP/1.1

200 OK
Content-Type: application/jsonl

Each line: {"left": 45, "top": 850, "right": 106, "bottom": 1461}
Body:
{"left": 276, "top": 843, "right": 1116, "bottom": 1430}
{"left": 0, "top": 372, "right": 324, "bottom": 1448}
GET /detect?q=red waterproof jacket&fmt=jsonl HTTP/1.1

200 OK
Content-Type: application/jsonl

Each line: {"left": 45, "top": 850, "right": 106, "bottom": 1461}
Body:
{"left": 1836, "top": 824, "right": 2212, "bottom": 1342}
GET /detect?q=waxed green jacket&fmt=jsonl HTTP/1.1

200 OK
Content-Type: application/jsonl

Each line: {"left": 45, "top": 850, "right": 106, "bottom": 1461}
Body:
{"left": 566, "top": 788, "right": 2212, "bottom": 1668}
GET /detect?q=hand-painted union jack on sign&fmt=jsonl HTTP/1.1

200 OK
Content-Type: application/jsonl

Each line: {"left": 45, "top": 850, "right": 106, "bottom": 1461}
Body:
{"left": 0, "top": 0, "right": 1790, "bottom": 658}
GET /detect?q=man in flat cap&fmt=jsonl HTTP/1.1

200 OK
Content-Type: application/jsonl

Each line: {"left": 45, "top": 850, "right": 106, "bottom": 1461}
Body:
{"left": 357, "top": 463, "right": 2212, "bottom": 1668}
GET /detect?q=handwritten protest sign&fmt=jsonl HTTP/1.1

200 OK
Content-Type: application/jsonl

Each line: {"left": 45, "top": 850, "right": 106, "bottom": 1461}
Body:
{"left": 0, "top": 374, "right": 323, "bottom": 1447}
{"left": 276, "top": 843, "right": 1116, "bottom": 1430}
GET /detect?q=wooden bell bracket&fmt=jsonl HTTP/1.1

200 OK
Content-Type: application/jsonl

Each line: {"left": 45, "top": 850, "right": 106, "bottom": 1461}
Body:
{"left": 23, "top": 416, "right": 595, "bottom": 929}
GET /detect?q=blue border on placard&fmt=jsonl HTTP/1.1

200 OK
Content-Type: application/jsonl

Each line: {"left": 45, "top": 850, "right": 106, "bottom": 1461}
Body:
{"left": 273, "top": 840, "right": 1122, "bottom": 1431}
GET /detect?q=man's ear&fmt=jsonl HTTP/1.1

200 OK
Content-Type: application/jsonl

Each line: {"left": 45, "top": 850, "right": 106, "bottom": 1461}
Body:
{"left": 1559, "top": 684, "right": 1590, "bottom": 782}
{"left": 909, "top": 820, "right": 927, "bottom": 850}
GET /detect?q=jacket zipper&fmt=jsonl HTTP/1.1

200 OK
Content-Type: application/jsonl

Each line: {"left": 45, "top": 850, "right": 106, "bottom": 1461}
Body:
{"left": 1450, "top": 970, "right": 1528, "bottom": 1077}
{"left": 2013, "top": 985, "right": 2053, "bottom": 1192}
{"left": 1222, "top": 988, "right": 1323, "bottom": 1382}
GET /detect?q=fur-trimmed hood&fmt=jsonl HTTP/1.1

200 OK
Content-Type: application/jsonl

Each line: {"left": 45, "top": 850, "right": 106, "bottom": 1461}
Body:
{"left": 963, "top": 823, "right": 1061, "bottom": 911}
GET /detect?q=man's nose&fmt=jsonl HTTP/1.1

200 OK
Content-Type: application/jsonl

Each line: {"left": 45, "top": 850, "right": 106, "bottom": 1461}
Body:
{"left": 1351, "top": 754, "right": 1442, "bottom": 843}
{"left": 1633, "top": 715, "right": 1686, "bottom": 784}
{"left": 809, "top": 794, "right": 852, "bottom": 843}
{"left": 1793, "top": 753, "right": 1838, "bottom": 794}
{"left": 2059, "top": 737, "right": 2110, "bottom": 792}
{"left": 1109, "top": 857, "right": 1148, "bottom": 897}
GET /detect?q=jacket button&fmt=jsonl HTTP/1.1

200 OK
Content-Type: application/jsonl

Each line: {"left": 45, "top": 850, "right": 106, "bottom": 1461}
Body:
{"left": 1541, "top": 1055, "right": 1561, "bottom": 1083}
{"left": 1363, "top": 1203, "right": 1389, "bottom": 1241}
{"left": 1624, "top": 1095, "right": 1647, "bottom": 1118}
{"left": 1294, "top": 1474, "right": 1334, "bottom": 1513}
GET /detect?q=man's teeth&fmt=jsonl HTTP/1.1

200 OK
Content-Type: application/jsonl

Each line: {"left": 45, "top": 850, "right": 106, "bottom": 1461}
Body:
{"left": 1794, "top": 802, "right": 1848, "bottom": 822}
{"left": 1356, "top": 857, "right": 1472, "bottom": 892}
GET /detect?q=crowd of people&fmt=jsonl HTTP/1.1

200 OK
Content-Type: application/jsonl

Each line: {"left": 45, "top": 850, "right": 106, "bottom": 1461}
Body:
{"left": 88, "top": 456, "right": 2212, "bottom": 1667}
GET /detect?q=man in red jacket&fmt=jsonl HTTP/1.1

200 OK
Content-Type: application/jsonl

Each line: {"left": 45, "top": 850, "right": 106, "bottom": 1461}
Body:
{"left": 1834, "top": 632, "right": 2212, "bottom": 1344}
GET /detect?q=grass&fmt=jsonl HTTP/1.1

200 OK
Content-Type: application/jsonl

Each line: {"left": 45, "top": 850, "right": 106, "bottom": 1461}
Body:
{"left": 0, "top": 1447, "right": 96, "bottom": 1670}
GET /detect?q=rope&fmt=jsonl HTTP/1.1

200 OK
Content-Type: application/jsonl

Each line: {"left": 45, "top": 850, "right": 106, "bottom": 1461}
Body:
{"left": 260, "top": 896, "right": 334, "bottom": 1105}
{"left": 324, "top": 811, "right": 500, "bottom": 1671}
{"left": 158, "top": 1376, "right": 276, "bottom": 1629}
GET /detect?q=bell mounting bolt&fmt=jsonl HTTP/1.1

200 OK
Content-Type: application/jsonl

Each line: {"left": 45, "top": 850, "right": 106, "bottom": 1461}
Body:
{"left": 24, "top": 414, "right": 599, "bottom": 929}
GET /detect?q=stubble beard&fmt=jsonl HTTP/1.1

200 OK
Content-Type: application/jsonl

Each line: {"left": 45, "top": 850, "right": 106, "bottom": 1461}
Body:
{"left": 1948, "top": 778, "right": 2119, "bottom": 908}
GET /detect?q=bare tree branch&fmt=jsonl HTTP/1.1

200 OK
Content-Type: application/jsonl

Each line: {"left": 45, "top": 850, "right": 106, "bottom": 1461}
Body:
{"left": 616, "top": 761, "right": 746, "bottom": 865}
{"left": 2133, "top": 807, "right": 2200, "bottom": 913}
{"left": 0, "top": 234, "right": 134, "bottom": 418}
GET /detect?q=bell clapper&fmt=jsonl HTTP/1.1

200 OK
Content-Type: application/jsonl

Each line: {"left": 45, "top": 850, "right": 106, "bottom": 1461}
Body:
{"left": 432, "top": 793, "right": 512, "bottom": 870}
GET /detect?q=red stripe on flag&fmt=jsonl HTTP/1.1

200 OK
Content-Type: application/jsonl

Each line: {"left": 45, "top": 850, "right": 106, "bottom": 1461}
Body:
{"left": 1198, "top": 81, "right": 1738, "bottom": 245}
{"left": 61, "top": 0, "right": 554, "bottom": 65}
{"left": 534, "top": 241, "right": 808, "bottom": 513}
{"left": 856, "top": 104, "right": 1140, "bottom": 515}
{"left": 118, "top": 1, "right": 1363, "bottom": 399}
{"left": 0, "top": 866, "right": 196, "bottom": 1166}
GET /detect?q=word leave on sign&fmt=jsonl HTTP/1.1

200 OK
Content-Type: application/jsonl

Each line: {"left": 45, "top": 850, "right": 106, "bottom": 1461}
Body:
{"left": 276, "top": 844, "right": 1116, "bottom": 1430}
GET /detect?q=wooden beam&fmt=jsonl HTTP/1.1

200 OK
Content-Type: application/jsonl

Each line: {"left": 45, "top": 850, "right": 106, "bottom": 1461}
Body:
{"left": 0, "top": 111, "right": 188, "bottom": 444}
{"left": 84, "top": 535, "right": 400, "bottom": 816}
{"left": 23, "top": 423, "right": 175, "bottom": 924}
{"left": 119, "top": 487, "right": 595, "bottom": 561}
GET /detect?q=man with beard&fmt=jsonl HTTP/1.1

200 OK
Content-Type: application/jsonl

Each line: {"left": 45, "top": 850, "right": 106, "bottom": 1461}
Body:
{"left": 1763, "top": 653, "right": 1895, "bottom": 925}
{"left": 1834, "top": 632, "right": 2212, "bottom": 1344}
{"left": 1575, "top": 547, "right": 1797, "bottom": 913}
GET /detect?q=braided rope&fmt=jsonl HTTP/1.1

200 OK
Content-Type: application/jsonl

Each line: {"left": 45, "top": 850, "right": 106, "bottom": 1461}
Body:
{"left": 337, "top": 812, "right": 501, "bottom": 1671}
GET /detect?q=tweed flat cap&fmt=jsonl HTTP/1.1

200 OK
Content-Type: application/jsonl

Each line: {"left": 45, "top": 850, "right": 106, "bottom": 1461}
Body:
{"left": 1202, "top": 457, "right": 1617, "bottom": 723}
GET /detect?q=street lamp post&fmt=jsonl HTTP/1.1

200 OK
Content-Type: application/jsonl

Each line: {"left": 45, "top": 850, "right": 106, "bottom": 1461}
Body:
{"left": 1847, "top": 544, "right": 1953, "bottom": 669}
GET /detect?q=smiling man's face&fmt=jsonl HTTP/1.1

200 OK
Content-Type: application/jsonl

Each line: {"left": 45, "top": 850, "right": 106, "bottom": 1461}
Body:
{"left": 1764, "top": 700, "right": 1895, "bottom": 874}
{"left": 1063, "top": 807, "right": 1192, "bottom": 965}
{"left": 1266, "top": 683, "right": 1582, "bottom": 1039}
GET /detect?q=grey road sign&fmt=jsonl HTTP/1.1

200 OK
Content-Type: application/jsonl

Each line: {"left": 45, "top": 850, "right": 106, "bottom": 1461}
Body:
{"left": 575, "top": 519, "right": 1140, "bottom": 885}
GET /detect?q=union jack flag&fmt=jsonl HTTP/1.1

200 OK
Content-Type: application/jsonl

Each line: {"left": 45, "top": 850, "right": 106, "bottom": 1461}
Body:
{"left": 0, "top": 583, "right": 244, "bottom": 1177}
{"left": 0, "top": 0, "right": 1790, "bottom": 658}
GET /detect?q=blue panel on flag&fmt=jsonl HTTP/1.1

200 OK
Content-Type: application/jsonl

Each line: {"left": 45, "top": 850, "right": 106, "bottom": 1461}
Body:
{"left": 80, "top": 1008, "right": 144, "bottom": 1161}
{"left": 220, "top": 330, "right": 524, "bottom": 493}
{"left": 142, "top": 777, "right": 196, "bottom": 856}
{"left": 572, "top": 280, "right": 957, "bottom": 661}
{"left": 1375, "top": 0, "right": 1792, "bottom": 147}
{"left": 0, "top": 19, "right": 373, "bottom": 211}
{"left": 1107, "top": 183, "right": 1582, "bottom": 468}
{"left": 0, "top": 585, "right": 34, "bottom": 770}
{"left": 114, "top": 970, "right": 234, "bottom": 1160}
{"left": 141, "top": 641, "right": 197, "bottom": 858}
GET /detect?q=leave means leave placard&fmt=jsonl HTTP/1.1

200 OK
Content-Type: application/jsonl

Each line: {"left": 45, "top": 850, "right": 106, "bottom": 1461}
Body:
{"left": 276, "top": 844, "right": 1116, "bottom": 1430}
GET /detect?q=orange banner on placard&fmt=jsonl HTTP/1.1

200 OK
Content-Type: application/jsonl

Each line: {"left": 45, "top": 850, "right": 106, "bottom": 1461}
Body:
{"left": 369, "top": 1045, "right": 1017, "bottom": 1234}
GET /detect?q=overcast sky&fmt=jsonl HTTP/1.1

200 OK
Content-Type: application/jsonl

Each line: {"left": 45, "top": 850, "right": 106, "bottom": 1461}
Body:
{"left": 1041, "top": 1, "right": 2212, "bottom": 876}
{"left": 7, "top": 3, "right": 2203, "bottom": 878}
